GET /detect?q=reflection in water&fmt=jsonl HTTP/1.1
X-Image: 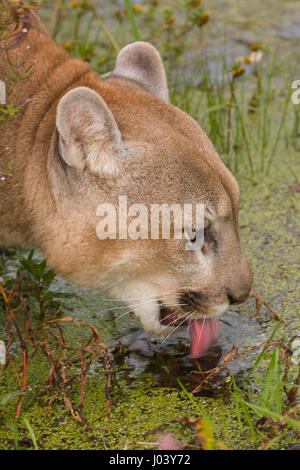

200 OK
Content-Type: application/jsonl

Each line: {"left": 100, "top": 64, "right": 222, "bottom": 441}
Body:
{"left": 111, "top": 311, "right": 267, "bottom": 393}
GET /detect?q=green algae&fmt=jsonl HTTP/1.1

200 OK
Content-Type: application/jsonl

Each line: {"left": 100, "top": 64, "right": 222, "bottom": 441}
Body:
{"left": 0, "top": 375, "right": 259, "bottom": 450}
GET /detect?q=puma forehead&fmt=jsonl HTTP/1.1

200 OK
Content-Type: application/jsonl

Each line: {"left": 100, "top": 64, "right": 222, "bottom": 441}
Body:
{"left": 0, "top": 15, "right": 252, "bottom": 341}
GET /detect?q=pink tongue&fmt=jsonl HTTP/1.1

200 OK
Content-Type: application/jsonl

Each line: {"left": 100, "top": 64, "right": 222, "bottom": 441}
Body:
{"left": 189, "top": 318, "right": 220, "bottom": 358}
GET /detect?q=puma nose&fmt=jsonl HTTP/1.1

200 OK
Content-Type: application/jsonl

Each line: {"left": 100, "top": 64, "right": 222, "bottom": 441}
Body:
{"left": 228, "top": 294, "right": 249, "bottom": 305}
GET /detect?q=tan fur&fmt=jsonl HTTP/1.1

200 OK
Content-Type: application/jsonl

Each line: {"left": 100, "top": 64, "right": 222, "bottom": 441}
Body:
{"left": 0, "top": 14, "right": 252, "bottom": 336}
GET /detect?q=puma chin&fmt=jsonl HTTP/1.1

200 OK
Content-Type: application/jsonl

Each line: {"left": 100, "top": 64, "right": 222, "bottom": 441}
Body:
{"left": 0, "top": 13, "right": 253, "bottom": 348}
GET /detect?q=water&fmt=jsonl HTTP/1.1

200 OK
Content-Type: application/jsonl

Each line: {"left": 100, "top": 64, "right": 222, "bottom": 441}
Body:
{"left": 114, "top": 311, "right": 267, "bottom": 389}
{"left": 48, "top": 273, "right": 267, "bottom": 392}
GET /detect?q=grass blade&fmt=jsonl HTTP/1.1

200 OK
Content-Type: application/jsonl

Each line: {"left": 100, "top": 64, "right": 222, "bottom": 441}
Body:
{"left": 238, "top": 398, "right": 300, "bottom": 431}
{"left": 12, "top": 419, "right": 19, "bottom": 450}
{"left": 231, "top": 378, "right": 258, "bottom": 441}
{"left": 23, "top": 417, "right": 39, "bottom": 450}
{"left": 91, "top": 6, "right": 120, "bottom": 54}
{"left": 177, "top": 378, "right": 216, "bottom": 433}
{"left": 231, "top": 375, "right": 244, "bottom": 433}
{"left": 246, "top": 321, "right": 282, "bottom": 380}
{"left": 265, "top": 84, "right": 292, "bottom": 174}
{"left": 263, "top": 349, "right": 277, "bottom": 407}
{"left": 124, "top": 0, "right": 141, "bottom": 41}
{"left": 232, "top": 89, "right": 254, "bottom": 176}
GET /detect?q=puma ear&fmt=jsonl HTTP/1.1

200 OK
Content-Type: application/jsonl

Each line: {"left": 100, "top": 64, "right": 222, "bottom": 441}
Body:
{"left": 56, "top": 86, "right": 124, "bottom": 176}
{"left": 111, "top": 42, "right": 169, "bottom": 102}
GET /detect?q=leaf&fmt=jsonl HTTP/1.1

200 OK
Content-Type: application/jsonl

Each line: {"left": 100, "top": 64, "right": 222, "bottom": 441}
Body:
{"left": 0, "top": 390, "right": 24, "bottom": 406}
{"left": 23, "top": 417, "right": 39, "bottom": 450}
{"left": 195, "top": 417, "right": 216, "bottom": 450}
{"left": 42, "top": 269, "right": 56, "bottom": 284}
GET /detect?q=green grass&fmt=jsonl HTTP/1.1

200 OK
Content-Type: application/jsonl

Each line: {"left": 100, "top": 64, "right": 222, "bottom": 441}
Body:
{"left": 178, "top": 320, "right": 300, "bottom": 449}
{"left": 124, "top": 0, "right": 141, "bottom": 41}
{"left": 171, "top": 56, "right": 298, "bottom": 180}
{"left": 4, "top": 0, "right": 293, "bottom": 181}
{"left": 22, "top": 417, "right": 39, "bottom": 450}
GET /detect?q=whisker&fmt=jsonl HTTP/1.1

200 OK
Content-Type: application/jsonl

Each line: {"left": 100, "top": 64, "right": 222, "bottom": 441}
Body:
{"left": 159, "top": 306, "right": 190, "bottom": 324}
{"left": 109, "top": 299, "right": 158, "bottom": 312}
{"left": 159, "top": 313, "right": 194, "bottom": 347}
{"left": 186, "top": 317, "right": 192, "bottom": 342}
{"left": 93, "top": 298, "right": 161, "bottom": 316}
{"left": 102, "top": 291, "right": 179, "bottom": 303}
{"left": 98, "top": 260, "right": 128, "bottom": 282}
{"left": 159, "top": 311, "right": 195, "bottom": 349}
{"left": 114, "top": 302, "right": 187, "bottom": 321}
{"left": 198, "top": 316, "right": 206, "bottom": 340}
{"left": 109, "top": 300, "right": 185, "bottom": 313}
{"left": 114, "top": 309, "right": 135, "bottom": 321}
{"left": 167, "top": 311, "right": 194, "bottom": 329}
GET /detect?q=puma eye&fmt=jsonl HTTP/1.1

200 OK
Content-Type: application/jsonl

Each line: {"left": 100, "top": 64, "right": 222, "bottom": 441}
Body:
{"left": 202, "top": 225, "right": 217, "bottom": 253}
{"left": 183, "top": 228, "right": 197, "bottom": 243}
{"left": 189, "top": 232, "right": 197, "bottom": 243}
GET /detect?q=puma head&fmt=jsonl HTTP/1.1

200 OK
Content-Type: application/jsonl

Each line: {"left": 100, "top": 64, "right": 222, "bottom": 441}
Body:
{"left": 46, "top": 41, "right": 252, "bottom": 340}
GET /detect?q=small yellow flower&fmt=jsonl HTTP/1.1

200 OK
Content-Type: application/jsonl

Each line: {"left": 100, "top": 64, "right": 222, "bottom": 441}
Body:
{"left": 132, "top": 5, "right": 143, "bottom": 12}
{"left": 243, "top": 56, "right": 251, "bottom": 65}
{"left": 235, "top": 52, "right": 263, "bottom": 66}
{"left": 191, "top": 0, "right": 202, "bottom": 7}
{"left": 226, "top": 100, "right": 232, "bottom": 107}
{"left": 197, "top": 12, "right": 209, "bottom": 26}
{"left": 62, "top": 41, "right": 72, "bottom": 52}
{"left": 165, "top": 15, "right": 175, "bottom": 24}
{"left": 232, "top": 66, "right": 245, "bottom": 78}
{"left": 69, "top": 0, "right": 79, "bottom": 7}
{"left": 250, "top": 42, "right": 262, "bottom": 51}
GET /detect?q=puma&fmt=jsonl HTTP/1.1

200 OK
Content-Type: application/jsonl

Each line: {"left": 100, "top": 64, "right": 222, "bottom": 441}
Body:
{"left": 0, "top": 12, "right": 253, "bottom": 357}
